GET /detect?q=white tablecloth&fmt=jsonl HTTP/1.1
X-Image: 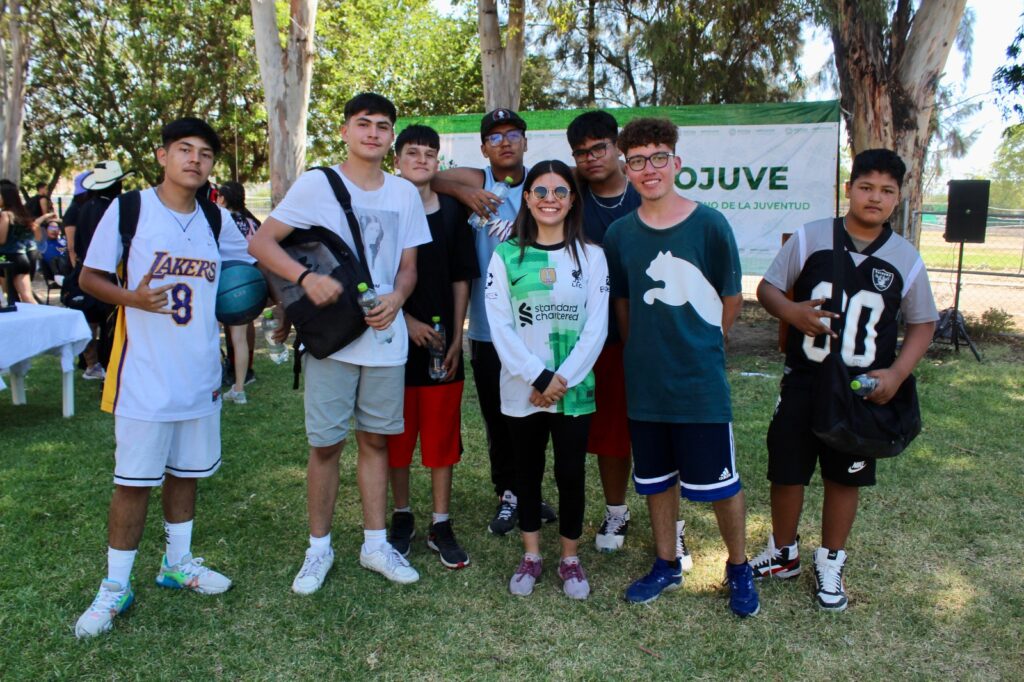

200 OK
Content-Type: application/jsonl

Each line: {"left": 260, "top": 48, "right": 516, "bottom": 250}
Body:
{"left": 0, "top": 303, "right": 92, "bottom": 416}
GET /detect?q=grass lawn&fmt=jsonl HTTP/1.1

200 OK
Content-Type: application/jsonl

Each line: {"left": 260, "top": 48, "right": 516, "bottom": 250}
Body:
{"left": 1, "top": 320, "right": 1022, "bottom": 680}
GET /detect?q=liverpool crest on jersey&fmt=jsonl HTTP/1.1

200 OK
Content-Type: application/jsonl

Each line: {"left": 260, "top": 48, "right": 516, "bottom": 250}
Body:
{"left": 872, "top": 268, "right": 894, "bottom": 291}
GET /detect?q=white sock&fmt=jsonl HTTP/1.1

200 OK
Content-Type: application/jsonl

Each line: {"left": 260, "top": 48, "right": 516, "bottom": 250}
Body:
{"left": 309, "top": 533, "right": 332, "bottom": 556}
{"left": 561, "top": 555, "right": 579, "bottom": 565}
{"left": 164, "top": 519, "right": 193, "bottom": 566}
{"left": 606, "top": 504, "right": 628, "bottom": 517}
{"left": 394, "top": 506, "right": 411, "bottom": 514}
{"left": 501, "top": 490, "right": 518, "bottom": 506}
{"left": 107, "top": 547, "right": 137, "bottom": 587}
{"left": 432, "top": 512, "right": 449, "bottom": 525}
{"left": 362, "top": 528, "right": 387, "bottom": 554}
{"left": 524, "top": 552, "right": 541, "bottom": 562}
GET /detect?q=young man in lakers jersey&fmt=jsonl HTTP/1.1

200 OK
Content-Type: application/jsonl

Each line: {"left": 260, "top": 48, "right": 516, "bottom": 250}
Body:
{"left": 74, "top": 118, "right": 251, "bottom": 638}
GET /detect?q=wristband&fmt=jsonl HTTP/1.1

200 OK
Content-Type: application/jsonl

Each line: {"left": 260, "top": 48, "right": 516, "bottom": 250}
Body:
{"left": 296, "top": 269, "right": 313, "bottom": 287}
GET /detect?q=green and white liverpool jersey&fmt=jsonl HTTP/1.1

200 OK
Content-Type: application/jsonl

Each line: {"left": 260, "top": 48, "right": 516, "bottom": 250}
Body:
{"left": 485, "top": 240, "right": 609, "bottom": 417}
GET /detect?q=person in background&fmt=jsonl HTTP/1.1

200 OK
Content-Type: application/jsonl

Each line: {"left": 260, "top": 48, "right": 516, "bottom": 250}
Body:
{"left": 25, "top": 182, "right": 52, "bottom": 219}
{"left": 0, "top": 179, "right": 55, "bottom": 304}
{"left": 217, "top": 181, "right": 261, "bottom": 404}
{"left": 63, "top": 170, "right": 93, "bottom": 268}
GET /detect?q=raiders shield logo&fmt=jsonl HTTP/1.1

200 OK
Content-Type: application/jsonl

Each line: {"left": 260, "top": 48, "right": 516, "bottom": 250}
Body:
{"left": 872, "top": 268, "right": 894, "bottom": 291}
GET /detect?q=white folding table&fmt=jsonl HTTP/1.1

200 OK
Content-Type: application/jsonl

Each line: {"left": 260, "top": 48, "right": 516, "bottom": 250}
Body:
{"left": 0, "top": 304, "right": 93, "bottom": 417}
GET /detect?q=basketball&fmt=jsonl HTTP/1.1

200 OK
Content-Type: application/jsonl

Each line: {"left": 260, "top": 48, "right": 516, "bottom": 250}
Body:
{"left": 216, "top": 260, "right": 268, "bottom": 325}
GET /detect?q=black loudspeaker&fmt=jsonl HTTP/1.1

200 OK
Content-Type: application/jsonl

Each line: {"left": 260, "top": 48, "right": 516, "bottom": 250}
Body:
{"left": 945, "top": 179, "right": 989, "bottom": 243}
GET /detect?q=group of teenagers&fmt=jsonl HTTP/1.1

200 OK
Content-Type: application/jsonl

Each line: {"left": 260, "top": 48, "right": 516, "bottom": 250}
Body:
{"left": 72, "top": 92, "right": 938, "bottom": 639}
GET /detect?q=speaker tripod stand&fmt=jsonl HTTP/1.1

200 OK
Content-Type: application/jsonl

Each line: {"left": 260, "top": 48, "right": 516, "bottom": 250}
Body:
{"left": 945, "top": 240, "right": 982, "bottom": 361}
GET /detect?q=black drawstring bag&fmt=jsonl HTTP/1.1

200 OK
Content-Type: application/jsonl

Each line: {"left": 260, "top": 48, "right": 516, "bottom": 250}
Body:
{"left": 810, "top": 218, "right": 922, "bottom": 459}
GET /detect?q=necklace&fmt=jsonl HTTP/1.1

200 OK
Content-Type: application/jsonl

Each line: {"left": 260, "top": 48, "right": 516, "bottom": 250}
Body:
{"left": 155, "top": 186, "right": 200, "bottom": 233}
{"left": 590, "top": 187, "right": 628, "bottom": 210}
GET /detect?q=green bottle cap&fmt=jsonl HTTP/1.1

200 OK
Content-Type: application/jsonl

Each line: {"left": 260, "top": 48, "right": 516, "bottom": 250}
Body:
{"left": 850, "top": 380, "right": 862, "bottom": 390}
{"left": 263, "top": 310, "right": 273, "bottom": 319}
{"left": 431, "top": 315, "right": 441, "bottom": 323}
{"left": 503, "top": 176, "right": 513, "bottom": 184}
{"left": 357, "top": 282, "right": 368, "bottom": 293}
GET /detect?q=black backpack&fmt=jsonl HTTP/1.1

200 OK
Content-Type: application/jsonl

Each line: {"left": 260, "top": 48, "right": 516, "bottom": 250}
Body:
{"left": 262, "top": 167, "right": 372, "bottom": 387}
{"left": 63, "top": 190, "right": 221, "bottom": 368}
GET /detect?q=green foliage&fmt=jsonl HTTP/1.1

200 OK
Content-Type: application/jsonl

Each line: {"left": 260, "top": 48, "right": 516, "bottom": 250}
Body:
{"left": 23, "top": 0, "right": 267, "bottom": 187}
{"left": 988, "top": 124, "right": 1024, "bottom": 209}
{"left": 536, "top": 0, "right": 806, "bottom": 107}
{"left": 307, "top": 0, "right": 484, "bottom": 164}
{"left": 966, "top": 307, "right": 1020, "bottom": 337}
{"left": 993, "top": 13, "right": 1024, "bottom": 123}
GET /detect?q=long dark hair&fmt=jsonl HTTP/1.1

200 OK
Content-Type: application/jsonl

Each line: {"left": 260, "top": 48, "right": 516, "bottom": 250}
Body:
{"left": 0, "top": 179, "right": 34, "bottom": 227}
{"left": 513, "top": 160, "right": 587, "bottom": 267}
{"left": 218, "top": 181, "right": 260, "bottom": 226}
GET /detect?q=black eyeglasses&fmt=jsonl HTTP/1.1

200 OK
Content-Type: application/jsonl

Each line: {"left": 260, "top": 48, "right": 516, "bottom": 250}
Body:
{"left": 571, "top": 141, "right": 610, "bottom": 161}
{"left": 529, "top": 185, "right": 571, "bottom": 200}
{"left": 484, "top": 130, "right": 525, "bottom": 147}
{"left": 624, "top": 152, "right": 676, "bottom": 172}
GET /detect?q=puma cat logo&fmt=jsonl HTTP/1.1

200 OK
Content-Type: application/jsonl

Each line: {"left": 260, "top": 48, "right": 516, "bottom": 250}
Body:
{"left": 642, "top": 250, "right": 723, "bottom": 328}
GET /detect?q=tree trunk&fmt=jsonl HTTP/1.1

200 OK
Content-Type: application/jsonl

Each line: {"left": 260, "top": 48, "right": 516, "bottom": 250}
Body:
{"left": 832, "top": 0, "right": 966, "bottom": 243}
{"left": 250, "top": 0, "right": 318, "bottom": 206}
{"left": 478, "top": 0, "right": 525, "bottom": 111}
{"left": 0, "top": 0, "right": 28, "bottom": 182}
{"left": 586, "top": 0, "right": 596, "bottom": 108}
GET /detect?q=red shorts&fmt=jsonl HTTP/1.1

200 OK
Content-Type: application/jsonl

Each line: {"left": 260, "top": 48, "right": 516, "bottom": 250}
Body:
{"left": 587, "top": 342, "right": 631, "bottom": 458}
{"left": 387, "top": 382, "right": 464, "bottom": 469}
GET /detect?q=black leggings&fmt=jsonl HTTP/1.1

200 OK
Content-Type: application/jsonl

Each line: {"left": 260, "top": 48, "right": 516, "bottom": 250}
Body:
{"left": 471, "top": 341, "right": 516, "bottom": 496}
{"left": 508, "top": 411, "right": 591, "bottom": 539}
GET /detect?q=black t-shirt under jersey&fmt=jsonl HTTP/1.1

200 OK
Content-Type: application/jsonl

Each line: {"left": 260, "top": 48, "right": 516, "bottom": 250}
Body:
{"left": 403, "top": 193, "right": 479, "bottom": 386}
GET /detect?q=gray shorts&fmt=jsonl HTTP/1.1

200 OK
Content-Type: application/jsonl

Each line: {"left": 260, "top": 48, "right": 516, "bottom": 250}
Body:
{"left": 303, "top": 355, "right": 405, "bottom": 447}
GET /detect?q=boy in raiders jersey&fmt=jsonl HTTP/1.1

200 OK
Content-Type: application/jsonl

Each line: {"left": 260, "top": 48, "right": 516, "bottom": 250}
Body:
{"left": 74, "top": 118, "right": 252, "bottom": 638}
{"left": 750, "top": 149, "right": 938, "bottom": 612}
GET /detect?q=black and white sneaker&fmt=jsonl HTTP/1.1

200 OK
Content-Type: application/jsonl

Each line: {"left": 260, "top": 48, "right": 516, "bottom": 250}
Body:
{"left": 540, "top": 500, "right": 558, "bottom": 525}
{"left": 427, "top": 520, "right": 470, "bottom": 569}
{"left": 388, "top": 511, "right": 415, "bottom": 557}
{"left": 749, "top": 535, "right": 801, "bottom": 580}
{"left": 813, "top": 547, "right": 848, "bottom": 611}
{"left": 488, "top": 492, "right": 518, "bottom": 535}
{"left": 676, "top": 520, "right": 694, "bottom": 571}
{"left": 595, "top": 509, "right": 630, "bottom": 552}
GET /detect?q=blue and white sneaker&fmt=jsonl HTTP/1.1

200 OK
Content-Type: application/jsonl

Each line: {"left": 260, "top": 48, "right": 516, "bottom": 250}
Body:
{"left": 75, "top": 579, "right": 134, "bottom": 639}
{"left": 725, "top": 560, "right": 760, "bottom": 617}
{"left": 625, "top": 557, "right": 683, "bottom": 604}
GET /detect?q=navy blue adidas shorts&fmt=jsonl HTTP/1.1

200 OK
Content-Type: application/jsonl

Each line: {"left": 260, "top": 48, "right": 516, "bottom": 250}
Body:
{"left": 766, "top": 383, "right": 877, "bottom": 487}
{"left": 628, "top": 420, "right": 742, "bottom": 502}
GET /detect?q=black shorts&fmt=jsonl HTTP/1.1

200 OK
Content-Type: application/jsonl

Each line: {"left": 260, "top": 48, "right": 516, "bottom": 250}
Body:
{"left": 766, "top": 382, "right": 877, "bottom": 487}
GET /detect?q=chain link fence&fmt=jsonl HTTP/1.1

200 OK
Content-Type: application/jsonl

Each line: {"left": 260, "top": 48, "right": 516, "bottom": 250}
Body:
{"left": 918, "top": 206, "right": 1024, "bottom": 332}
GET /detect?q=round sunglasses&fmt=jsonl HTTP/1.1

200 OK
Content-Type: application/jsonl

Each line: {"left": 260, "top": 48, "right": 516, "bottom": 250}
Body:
{"left": 528, "top": 185, "right": 571, "bottom": 200}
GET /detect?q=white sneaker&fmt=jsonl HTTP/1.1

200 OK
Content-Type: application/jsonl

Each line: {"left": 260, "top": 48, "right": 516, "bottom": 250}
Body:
{"left": 75, "top": 579, "right": 134, "bottom": 639}
{"left": 676, "top": 520, "right": 694, "bottom": 571}
{"left": 82, "top": 364, "right": 106, "bottom": 381}
{"left": 595, "top": 509, "right": 630, "bottom": 552}
{"left": 223, "top": 388, "right": 247, "bottom": 404}
{"left": 292, "top": 547, "right": 335, "bottom": 595}
{"left": 359, "top": 543, "right": 419, "bottom": 584}
{"left": 813, "top": 547, "right": 849, "bottom": 611}
{"left": 155, "top": 553, "right": 232, "bottom": 594}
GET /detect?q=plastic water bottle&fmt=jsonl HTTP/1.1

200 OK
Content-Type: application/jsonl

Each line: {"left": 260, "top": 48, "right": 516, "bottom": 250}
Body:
{"left": 428, "top": 315, "right": 447, "bottom": 381}
{"left": 356, "top": 282, "right": 394, "bottom": 344}
{"left": 262, "top": 310, "right": 290, "bottom": 365}
{"left": 468, "top": 176, "right": 514, "bottom": 230}
{"left": 850, "top": 374, "right": 878, "bottom": 396}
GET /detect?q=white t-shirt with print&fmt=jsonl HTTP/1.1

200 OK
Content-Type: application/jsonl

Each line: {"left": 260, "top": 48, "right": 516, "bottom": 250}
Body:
{"left": 84, "top": 188, "right": 252, "bottom": 421}
{"left": 270, "top": 166, "right": 431, "bottom": 367}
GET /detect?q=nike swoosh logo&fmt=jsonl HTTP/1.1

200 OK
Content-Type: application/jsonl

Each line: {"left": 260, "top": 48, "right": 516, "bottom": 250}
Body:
{"left": 848, "top": 461, "right": 866, "bottom": 474}
{"left": 511, "top": 275, "right": 527, "bottom": 285}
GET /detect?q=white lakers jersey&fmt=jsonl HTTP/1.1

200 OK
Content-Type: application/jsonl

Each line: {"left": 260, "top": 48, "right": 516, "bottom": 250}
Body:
{"left": 83, "top": 188, "right": 250, "bottom": 421}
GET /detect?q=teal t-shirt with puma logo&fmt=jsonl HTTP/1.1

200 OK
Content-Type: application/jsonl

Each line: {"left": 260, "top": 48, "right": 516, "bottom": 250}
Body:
{"left": 603, "top": 203, "right": 741, "bottom": 423}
